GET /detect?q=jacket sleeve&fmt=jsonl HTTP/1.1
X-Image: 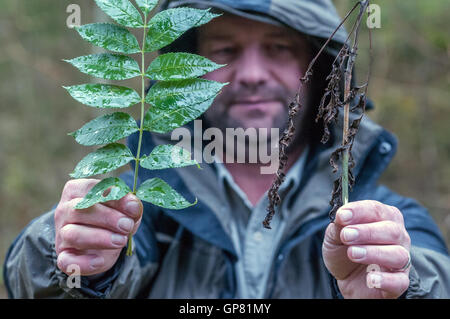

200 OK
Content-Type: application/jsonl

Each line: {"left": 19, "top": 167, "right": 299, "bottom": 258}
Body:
{"left": 371, "top": 185, "right": 450, "bottom": 298}
{"left": 3, "top": 171, "right": 161, "bottom": 299}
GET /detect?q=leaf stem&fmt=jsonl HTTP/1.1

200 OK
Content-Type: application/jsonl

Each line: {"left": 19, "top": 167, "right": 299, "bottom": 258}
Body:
{"left": 341, "top": 1, "right": 368, "bottom": 207}
{"left": 342, "top": 51, "right": 352, "bottom": 206}
{"left": 127, "top": 16, "right": 147, "bottom": 256}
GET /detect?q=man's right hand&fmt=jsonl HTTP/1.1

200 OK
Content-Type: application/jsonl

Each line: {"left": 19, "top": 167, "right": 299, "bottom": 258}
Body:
{"left": 54, "top": 179, "right": 143, "bottom": 276}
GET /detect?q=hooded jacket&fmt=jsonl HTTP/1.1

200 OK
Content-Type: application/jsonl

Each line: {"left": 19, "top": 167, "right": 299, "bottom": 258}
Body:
{"left": 4, "top": 0, "right": 450, "bottom": 298}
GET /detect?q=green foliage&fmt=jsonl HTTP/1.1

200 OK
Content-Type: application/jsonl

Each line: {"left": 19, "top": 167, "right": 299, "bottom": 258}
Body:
{"left": 70, "top": 143, "right": 135, "bottom": 178}
{"left": 147, "top": 52, "right": 226, "bottom": 81}
{"left": 64, "top": 0, "right": 225, "bottom": 255}
{"left": 68, "top": 112, "right": 139, "bottom": 146}
{"left": 75, "top": 177, "right": 132, "bottom": 209}
{"left": 75, "top": 23, "right": 140, "bottom": 54}
{"left": 144, "top": 8, "right": 219, "bottom": 52}
{"left": 94, "top": 0, "right": 144, "bottom": 28}
{"left": 136, "top": 178, "right": 197, "bottom": 209}
{"left": 135, "top": 0, "right": 158, "bottom": 16}
{"left": 143, "top": 80, "right": 225, "bottom": 133}
{"left": 63, "top": 84, "right": 141, "bottom": 109}
{"left": 64, "top": 53, "right": 141, "bottom": 80}
{"left": 140, "top": 144, "right": 200, "bottom": 170}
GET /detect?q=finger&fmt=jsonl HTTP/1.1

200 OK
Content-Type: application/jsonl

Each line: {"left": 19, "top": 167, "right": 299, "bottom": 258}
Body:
{"left": 59, "top": 224, "right": 128, "bottom": 251}
{"left": 340, "top": 221, "right": 410, "bottom": 248}
{"left": 347, "top": 245, "right": 410, "bottom": 271}
{"left": 59, "top": 199, "right": 136, "bottom": 235}
{"left": 366, "top": 271, "right": 410, "bottom": 299}
{"left": 60, "top": 179, "right": 100, "bottom": 202}
{"left": 102, "top": 193, "right": 143, "bottom": 221}
{"left": 324, "top": 222, "right": 344, "bottom": 246}
{"left": 322, "top": 223, "right": 361, "bottom": 280}
{"left": 335, "top": 200, "right": 404, "bottom": 226}
{"left": 57, "top": 249, "right": 110, "bottom": 276}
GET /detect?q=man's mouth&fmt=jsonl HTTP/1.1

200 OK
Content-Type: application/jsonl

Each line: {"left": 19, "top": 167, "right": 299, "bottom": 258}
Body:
{"left": 231, "top": 99, "right": 278, "bottom": 108}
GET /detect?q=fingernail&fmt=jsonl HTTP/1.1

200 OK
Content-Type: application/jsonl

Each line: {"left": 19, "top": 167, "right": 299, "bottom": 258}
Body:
{"left": 89, "top": 256, "right": 104, "bottom": 270}
{"left": 111, "top": 234, "right": 127, "bottom": 246}
{"left": 339, "top": 209, "right": 353, "bottom": 223}
{"left": 125, "top": 200, "right": 141, "bottom": 217}
{"left": 343, "top": 228, "right": 359, "bottom": 242}
{"left": 117, "top": 217, "right": 134, "bottom": 232}
{"left": 351, "top": 246, "right": 367, "bottom": 259}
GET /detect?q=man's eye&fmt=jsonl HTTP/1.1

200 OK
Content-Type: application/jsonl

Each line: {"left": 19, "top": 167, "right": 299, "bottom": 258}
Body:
{"left": 209, "top": 47, "right": 237, "bottom": 63}
{"left": 212, "top": 47, "right": 236, "bottom": 56}
{"left": 267, "top": 43, "right": 292, "bottom": 53}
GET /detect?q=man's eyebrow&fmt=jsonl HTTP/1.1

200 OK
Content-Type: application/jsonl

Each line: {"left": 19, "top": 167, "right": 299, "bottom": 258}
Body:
{"left": 199, "top": 34, "right": 234, "bottom": 41}
{"left": 264, "top": 31, "right": 296, "bottom": 39}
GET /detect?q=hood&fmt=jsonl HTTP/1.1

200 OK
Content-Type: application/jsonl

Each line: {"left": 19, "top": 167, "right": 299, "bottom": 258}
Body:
{"left": 156, "top": 0, "right": 348, "bottom": 61}
{"left": 159, "top": 0, "right": 348, "bottom": 48}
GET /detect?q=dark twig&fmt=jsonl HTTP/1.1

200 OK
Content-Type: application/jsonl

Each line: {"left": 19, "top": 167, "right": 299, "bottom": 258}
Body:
{"left": 264, "top": 0, "right": 373, "bottom": 228}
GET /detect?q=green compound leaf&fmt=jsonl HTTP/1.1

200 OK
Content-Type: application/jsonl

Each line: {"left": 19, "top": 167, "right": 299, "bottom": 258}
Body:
{"left": 145, "top": 8, "right": 220, "bottom": 52}
{"left": 146, "top": 52, "right": 225, "bottom": 81}
{"left": 75, "top": 177, "right": 132, "bottom": 209}
{"left": 140, "top": 144, "right": 200, "bottom": 170}
{"left": 70, "top": 143, "right": 135, "bottom": 178}
{"left": 63, "top": 84, "right": 141, "bottom": 109}
{"left": 143, "top": 96, "right": 215, "bottom": 133}
{"left": 64, "top": 53, "right": 141, "bottom": 80}
{"left": 143, "top": 96, "right": 213, "bottom": 134}
{"left": 135, "top": 0, "right": 158, "bottom": 16}
{"left": 145, "top": 78, "right": 226, "bottom": 109}
{"left": 136, "top": 177, "right": 197, "bottom": 209}
{"left": 69, "top": 112, "right": 139, "bottom": 146}
{"left": 143, "top": 79, "right": 226, "bottom": 133}
{"left": 94, "top": 0, "right": 143, "bottom": 28}
{"left": 75, "top": 23, "right": 140, "bottom": 54}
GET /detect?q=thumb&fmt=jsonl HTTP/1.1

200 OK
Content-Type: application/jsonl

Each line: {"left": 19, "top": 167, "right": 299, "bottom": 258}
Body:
{"left": 322, "top": 222, "right": 356, "bottom": 280}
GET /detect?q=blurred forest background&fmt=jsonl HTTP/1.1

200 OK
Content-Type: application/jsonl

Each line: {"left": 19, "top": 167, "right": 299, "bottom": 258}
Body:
{"left": 0, "top": 0, "right": 448, "bottom": 298}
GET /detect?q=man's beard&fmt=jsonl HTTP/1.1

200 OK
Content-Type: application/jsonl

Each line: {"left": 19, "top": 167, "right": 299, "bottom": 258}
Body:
{"left": 202, "top": 83, "right": 310, "bottom": 163}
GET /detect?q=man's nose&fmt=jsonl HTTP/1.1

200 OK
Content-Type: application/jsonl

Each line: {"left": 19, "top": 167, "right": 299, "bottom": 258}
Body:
{"left": 234, "top": 46, "right": 270, "bottom": 89}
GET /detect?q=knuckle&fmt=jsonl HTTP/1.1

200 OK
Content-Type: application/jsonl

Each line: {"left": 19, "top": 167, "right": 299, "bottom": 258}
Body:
{"left": 56, "top": 253, "right": 67, "bottom": 272}
{"left": 60, "top": 224, "right": 79, "bottom": 247}
{"left": 62, "top": 179, "right": 78, "bottom": 197}
{"left": 399, "top": 273, "right": 410, "bottom": 292}
{"left": 404, "top": 231, "right": 411, "bottom": 247}
{"left": 370, "top": 200, "right": 385, "bottom": 220}
{"left": 389, "top": 205, "right": 404, "bottom": 224}
{"left": 398, "top": 246, "right": 410, "bottom": 265}
{"left": 55, "top": 200, "right": 79, "bottom": 227}
{"left": 62, "top": 179, "right": 98, "bottom": 200}
{"left": 54, "top": 204, "right": 64, "bottom": 226}
{"left": 388, "top": 221, "right": 403, "bottom": 243}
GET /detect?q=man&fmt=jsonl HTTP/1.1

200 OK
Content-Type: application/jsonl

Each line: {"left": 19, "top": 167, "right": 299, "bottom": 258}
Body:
{"left": 4, "top": 0, "right": 450, "bottom": 298}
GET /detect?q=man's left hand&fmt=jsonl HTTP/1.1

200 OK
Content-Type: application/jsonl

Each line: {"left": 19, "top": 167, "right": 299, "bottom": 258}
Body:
{"left": 322, "top": 200, "right": 411, "bottom": 298}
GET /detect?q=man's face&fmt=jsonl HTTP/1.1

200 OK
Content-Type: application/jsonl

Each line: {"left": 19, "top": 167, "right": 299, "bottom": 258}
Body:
{"left": 198, "top": 14, "right": 311, "bottom": 134}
